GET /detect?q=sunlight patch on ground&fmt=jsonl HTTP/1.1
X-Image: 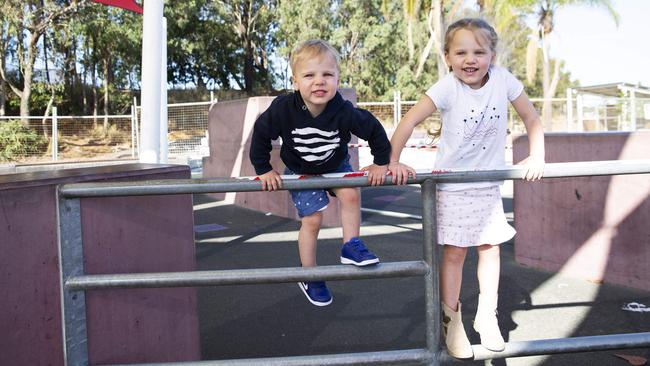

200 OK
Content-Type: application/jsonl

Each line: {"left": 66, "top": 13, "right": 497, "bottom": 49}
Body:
{"left": 505, "top": 274, "right": 601, "bottom": 366}
{"left": 195, "top": 223, "right": 422, "bottom": 244}
{"left": 193, "top": 200, "right": 232, "bottom": 211}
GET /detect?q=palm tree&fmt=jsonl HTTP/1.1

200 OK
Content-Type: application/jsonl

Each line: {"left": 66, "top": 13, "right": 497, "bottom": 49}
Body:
{"left": 403, "top": 0, "right": 421, "bottom": 62}
{"left": 475, "top": 0, "right": 533, "bottom": 68}
{"left": 414, "top": 0, "right": 466, "bottom": 80}
{"left": 527, "top": 0, "right": 619, "bottom": 127}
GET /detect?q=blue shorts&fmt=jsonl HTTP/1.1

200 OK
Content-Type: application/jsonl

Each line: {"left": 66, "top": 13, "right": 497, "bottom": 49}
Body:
{"left": 285, "top": 156, "right": 353, "bottom": 218}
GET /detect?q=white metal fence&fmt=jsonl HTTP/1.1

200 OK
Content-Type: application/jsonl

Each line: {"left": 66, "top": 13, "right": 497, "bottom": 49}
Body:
{"left": 360, "top": 92, "right": 650, "bottom": 135}
{"left": 0, "top": 101, "right": 213, "bottom": 164}
{"left": 2, "top": 94, "right": 648, "bottom": 165}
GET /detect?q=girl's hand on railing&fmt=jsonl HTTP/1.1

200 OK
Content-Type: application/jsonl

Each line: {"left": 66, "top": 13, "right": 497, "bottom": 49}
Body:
{"left": 360, "top": 164, "right": 388, "bottom": 186}
{"left": 388, "top": 161, "right": 416, "bottom": 185}
{"left": 518, "top": 155, "right": 545, "bottom": 181}
{"left": 258, "top": 170, "right": 282, "bottom": 191}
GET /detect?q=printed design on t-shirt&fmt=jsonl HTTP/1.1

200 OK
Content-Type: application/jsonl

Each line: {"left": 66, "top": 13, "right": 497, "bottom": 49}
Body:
{"left": 291, "top": 126, "right": 339, "bottom": 164}
{"left": 462, "top": 105, "right": 499, "bottom": 141}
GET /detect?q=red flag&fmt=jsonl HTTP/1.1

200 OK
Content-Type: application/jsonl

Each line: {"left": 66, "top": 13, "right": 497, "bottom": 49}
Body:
{"left": 91, "top": 0, "right": 143, "bottom": 14}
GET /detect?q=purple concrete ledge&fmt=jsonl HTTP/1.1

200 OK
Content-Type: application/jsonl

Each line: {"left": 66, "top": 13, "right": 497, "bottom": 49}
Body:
{"left": 202, "top": 89, "right": 360, "bottom": 227}
{"left": 0, "top": 163, "right": 200, "bottom": 365}
{"left": 513, "top": 131, "right": 650, "bottom": 291}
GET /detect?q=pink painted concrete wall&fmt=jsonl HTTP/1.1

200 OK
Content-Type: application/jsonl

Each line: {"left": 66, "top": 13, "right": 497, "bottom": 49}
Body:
{"left": 513, "top": 131, "right": 650, "bottom": 291}
{"left": 202, "top": 89, "right": 360, "bottom": 227}
{"left": 0, "top": 164, "right": 200, "bottom": 365}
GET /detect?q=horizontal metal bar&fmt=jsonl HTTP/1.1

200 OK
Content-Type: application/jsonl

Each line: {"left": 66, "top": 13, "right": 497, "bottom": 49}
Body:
{"left": 102, "top": 348, "right": 431, "bottom": 366}
{"left": 92, "top": 332, "right": 650, "bottom": 365}
{"left": 440, "top": 332, "right": 650, "bottom": 363}
{"left": 59, "top": 160, "right": 650, "bottom": 198}
{"left": 66, "top": 261, "right": 429, "bottom": 290}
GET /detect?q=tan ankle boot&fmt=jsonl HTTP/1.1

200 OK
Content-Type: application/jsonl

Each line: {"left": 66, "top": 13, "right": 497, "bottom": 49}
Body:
{"left": 442, "top": 302, "right": 473, "bottom": 359}
{"left": 473, "top": 293, "right": 505, "bottom": 351}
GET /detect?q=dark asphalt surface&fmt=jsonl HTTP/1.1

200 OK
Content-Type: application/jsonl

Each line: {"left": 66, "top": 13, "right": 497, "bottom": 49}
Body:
{"left": 192, "top": 185, "right": 650, "bottom": 365}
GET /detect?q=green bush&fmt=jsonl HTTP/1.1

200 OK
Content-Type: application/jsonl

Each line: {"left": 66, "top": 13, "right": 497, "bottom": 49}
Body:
{"left": 0, "top": 120, "right": 49, "bottom": 161}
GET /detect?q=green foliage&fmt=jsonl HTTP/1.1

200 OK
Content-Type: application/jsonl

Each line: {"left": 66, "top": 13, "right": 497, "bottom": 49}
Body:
{"left": 0, "top": 120, "right": 48, "bottom": 161}
{"left": 165, "top": 0, "right": 278, "bottom": 93}
{"left": 27, "top": 83, "right": 65, "bottom": 114}
{"left": 0, "top": 0, "right": 594, "bottom": 116}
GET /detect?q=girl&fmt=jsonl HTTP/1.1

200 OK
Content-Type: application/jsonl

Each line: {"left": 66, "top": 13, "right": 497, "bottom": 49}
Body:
{"left": 388, "top": 18, "right": 545, "bottom": 358}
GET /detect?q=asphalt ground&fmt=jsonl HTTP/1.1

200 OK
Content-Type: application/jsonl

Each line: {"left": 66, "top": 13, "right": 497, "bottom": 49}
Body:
{"left": 192, "top": 185, "right": 650, "bottom": 366}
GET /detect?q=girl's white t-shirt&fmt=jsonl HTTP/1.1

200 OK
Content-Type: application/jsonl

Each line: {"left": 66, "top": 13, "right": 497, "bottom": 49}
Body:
{"left": 425, "top": 65, "right": 523, "bottom": 191}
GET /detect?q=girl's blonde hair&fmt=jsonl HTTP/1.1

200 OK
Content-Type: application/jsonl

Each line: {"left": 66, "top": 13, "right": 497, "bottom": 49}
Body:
{"left": 444, "top": 18, "right": 498, "bottom": 60}
{"left": 289, "top": 39, "right": 341, "bottom": 76}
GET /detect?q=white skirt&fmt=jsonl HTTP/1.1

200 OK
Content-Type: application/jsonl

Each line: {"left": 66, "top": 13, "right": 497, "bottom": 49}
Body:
{"left": 436, "top": 186, "right": 515, "bottom": 247}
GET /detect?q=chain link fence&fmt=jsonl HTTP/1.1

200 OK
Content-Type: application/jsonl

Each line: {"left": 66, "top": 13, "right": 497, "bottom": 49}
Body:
{"left": 0, "top": 114, "right": 134, "bottom": 164}
{"left": 137, "top": 101, "right": 213, "bottom": 156}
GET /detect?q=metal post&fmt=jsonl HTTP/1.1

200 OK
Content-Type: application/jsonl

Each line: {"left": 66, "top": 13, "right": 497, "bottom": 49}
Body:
{"left": 133, "top": 97, "right": 140, "bottom": 158}
{"left": 56, "top": 196, "right": 88, "bottom": 366}
{"left": 52, "top": 106, "right": 58, "bottom": 162}
{"left": 630, "top": 90, "right": 637, "bottom": 131}
{"left": 421, "top": 179, "right": 441, "bottom": 365}
{"left": 396, "top": 90, "right": 402, "bottom": 126}
{"left": 566, "top": 88, "right": 573, "bottom": 131}
{"left": 160, "top": 17, "right": 169, "bottom": 163}
{"left": 393, "top": 91, "right": 399, "bottom": 127}
{"left": 140, "top": 0, "right": 163, "bottom": 163}
{"left": 130, "top": 105, "right": 136, "bottom": 158}
{"left": 576, "top": 93, "right": 584, "bottom": 132}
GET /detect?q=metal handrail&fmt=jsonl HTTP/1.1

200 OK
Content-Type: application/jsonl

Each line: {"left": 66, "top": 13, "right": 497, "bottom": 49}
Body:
{"left": 59, "top": 159, "right": 650, "bottom": 198}
{"left": 65, "top": 261, "right": 429, "bottom": 290}
{"left": 56, "top": 159, "right": 650, "bottom": 366}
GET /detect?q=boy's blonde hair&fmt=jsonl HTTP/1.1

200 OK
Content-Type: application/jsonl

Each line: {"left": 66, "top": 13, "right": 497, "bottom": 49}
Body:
{"left": 290, "top": 39, "right": 341, "bottom": 76}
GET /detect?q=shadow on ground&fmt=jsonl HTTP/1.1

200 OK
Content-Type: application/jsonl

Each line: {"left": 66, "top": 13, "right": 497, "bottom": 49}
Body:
{"left": 192, "top": 187, "right": 650, "bottom": 365}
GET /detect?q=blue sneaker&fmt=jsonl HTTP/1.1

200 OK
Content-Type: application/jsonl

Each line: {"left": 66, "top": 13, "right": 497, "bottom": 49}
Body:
{"left": 297, "top": 281, "right": 332, "bottom": 306}
{"left": 340, "top": 237, "right": 380, "bottom": 266}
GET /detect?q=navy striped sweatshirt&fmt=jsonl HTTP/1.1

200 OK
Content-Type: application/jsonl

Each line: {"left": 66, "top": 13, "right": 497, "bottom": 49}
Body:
{"left": 250, "top": 91, "right": 391, "bottom": 175}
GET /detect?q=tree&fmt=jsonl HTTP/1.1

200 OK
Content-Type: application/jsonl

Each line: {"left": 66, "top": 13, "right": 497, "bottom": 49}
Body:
{"left": 76, "top": 4, "right": 141, "bottom": 124}
{"left": 167, "top": 1, "right": 238, "bottom": 90}
{"left": 276, "top": 0, "right": 334, "bottom": 89}
{"left": 0, "top": 15, "right": 9, "bottom": 116}
{"left": 211, "top": 0, "right": 278, "bottom": 95}
{"left": 333, "top": 0, "right": 403, "bottom": 98}
{"left": 474, "top": 0, "right": 533, "bottom": 68}
{"left": 403, "top": 0, "right": 421, "bottom": 62}
{"left": 526, "top": 0, "right": 618, "bottom": 126}
{"left": 0, "top": 0, "right": 81, "bottom": 121}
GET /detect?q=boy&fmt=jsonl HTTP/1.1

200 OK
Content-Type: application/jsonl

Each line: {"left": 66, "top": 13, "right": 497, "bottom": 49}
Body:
{"left": 249, "top": 39, "right": 391, "bottom": 306}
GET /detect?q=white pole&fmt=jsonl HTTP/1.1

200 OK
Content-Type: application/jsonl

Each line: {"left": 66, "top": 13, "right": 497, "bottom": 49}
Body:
{"left": 140, "top": 0, "right": 163, "bottom": 163}
{"left": 52, "top": 107, "right": 58, "bottom": 162}
{"left": 393, "top": 91, "right": 398, "bottom": 127}
{"left": 566, "top": 88, "right": 573, "bottom": 131}
{"left": 133, "top": 97, "right": 138, "bottom": 155}
{"left": 576, "top": 93, "right": 584, "bottom": 132}
{"left": 396, "top": 90, "right": 402, "bottom": 126}
{"left": 130, "top": 105, "right": 136, "bottom": 158}
{"left": 159, "top": 17, "right": 168, "bottom": 163}
{"left": 630, "top": 90, "right": 637, "bottom": 131}
{"left": 595, "top": 100, "right": 601, "bottom": 131}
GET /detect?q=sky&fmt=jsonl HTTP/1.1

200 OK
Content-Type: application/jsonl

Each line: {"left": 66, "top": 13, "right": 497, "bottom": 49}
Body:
{"left": 550, "top": 0, "right": 650, "bottom": 88}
